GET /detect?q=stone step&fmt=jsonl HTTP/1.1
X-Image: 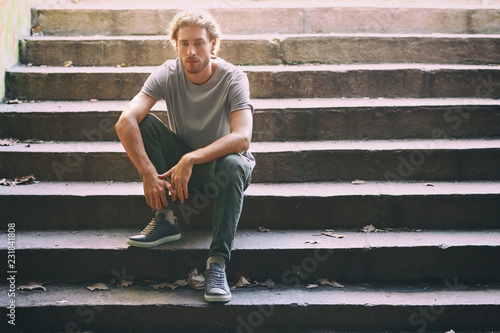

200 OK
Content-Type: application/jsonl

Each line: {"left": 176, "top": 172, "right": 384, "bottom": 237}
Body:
{"left": 1, "top": 139, "right": 499, "bottom": 182}
{"left": 20, "top": 33, "right": 500, "bottom": 66}
{"left": 1, "top": 181, "right": 498, "bottom": 230}
{"left": 35, "top": 0, "right": 500, "bottom": 8}
{"left": 1, "top": 228, "right": 499, "bottom": 282}
{"left": 3, "top": 281, "right": 499, "bottom": 333}
{"left": 1, "top": 99, "right": 500, "bottom": 142}
{"left": 31, "top": 6, "right": 500, "bottom": 36}
{"left": 6, "top": 64, "right": 500, "bottom": 100}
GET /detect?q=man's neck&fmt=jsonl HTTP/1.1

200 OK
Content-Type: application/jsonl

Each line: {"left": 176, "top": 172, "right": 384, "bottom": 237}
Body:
{"left": 185, "top": 59, "right": 218, "bottom": 85}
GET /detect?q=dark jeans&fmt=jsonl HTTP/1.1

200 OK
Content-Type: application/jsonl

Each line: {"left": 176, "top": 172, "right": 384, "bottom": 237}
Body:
{"left": 139, "top": 114, "right": 252, "bottom": 261}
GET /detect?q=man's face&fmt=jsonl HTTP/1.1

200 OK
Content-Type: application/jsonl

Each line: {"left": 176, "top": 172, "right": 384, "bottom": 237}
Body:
{"left": 176, "top": 25, "right": 214, "bottom": 75}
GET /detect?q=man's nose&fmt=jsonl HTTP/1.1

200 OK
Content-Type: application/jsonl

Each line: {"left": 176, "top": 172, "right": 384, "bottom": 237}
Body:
{"left": 188, "top": 45, "right": 196, "bottom": 56}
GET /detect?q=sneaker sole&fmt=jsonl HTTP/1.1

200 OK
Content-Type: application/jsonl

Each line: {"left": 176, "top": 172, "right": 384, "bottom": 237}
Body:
{"left": 204, "top": 293, "right": 232, "bottom": 303}
{"left": 126, "top": 233, "right": 181, "bottom": 248}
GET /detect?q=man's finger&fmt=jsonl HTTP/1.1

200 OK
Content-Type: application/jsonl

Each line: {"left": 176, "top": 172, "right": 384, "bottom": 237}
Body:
{"left": 176, "top": 183, "right": 185, "bottom": 203}
{"left": 160, "top": 193, "right": 167, "bottom": 209}
{"left": 158, "top": 169, "right": 172, "bottom": 179}
{"left": 183, "top": 182, "right": 189, "bottom": 201}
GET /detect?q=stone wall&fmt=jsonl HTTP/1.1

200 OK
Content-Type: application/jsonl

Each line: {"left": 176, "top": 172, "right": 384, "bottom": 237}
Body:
{"left": 0, "top": 0, "right": 31, "bottom": 102}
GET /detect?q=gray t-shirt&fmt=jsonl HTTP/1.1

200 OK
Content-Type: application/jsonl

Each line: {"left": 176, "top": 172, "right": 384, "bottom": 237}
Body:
{"left": 141, "top": 57, "right": 255, "bottom": 169}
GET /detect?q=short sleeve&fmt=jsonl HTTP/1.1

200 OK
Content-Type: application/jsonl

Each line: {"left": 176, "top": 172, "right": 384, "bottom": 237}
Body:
{"left": 229, "top": 71, "right": 254, "bottom": 113}
{"left": 141, "top": 64, "right": 168, "bottom": 101}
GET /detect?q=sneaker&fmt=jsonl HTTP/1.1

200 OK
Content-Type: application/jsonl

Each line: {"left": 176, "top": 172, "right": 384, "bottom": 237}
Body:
{"left": 204, "top": 263, "right": 231, "bottom": 303}
{"left": 127, "top": 213, "right": 181, "bottom": 248}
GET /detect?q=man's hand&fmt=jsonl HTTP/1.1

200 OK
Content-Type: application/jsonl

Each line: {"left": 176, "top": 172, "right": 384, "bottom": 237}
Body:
{"left": 158, "top": 155, "right": 193, "bottom": 204}
{"left": 143, "top": 171, "right": 173, "bottom": 211}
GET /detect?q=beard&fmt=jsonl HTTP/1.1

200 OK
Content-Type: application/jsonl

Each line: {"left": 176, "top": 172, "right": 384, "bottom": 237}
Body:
{"left": 181, "top": 56, "right": 210, "bottom": 75}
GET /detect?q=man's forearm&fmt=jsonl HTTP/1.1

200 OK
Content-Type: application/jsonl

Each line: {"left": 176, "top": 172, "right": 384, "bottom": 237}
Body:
{"left": 183, "top": 108, "right": 252, "bottom": 167}
{"left": 116, "top": 117, "right": 157, "bottom": 177}
{"left": 184, "top": 131, "right": 250, "bottom": 167}
{"left": 115, "top": 92, "right": 158, "bottom": 178}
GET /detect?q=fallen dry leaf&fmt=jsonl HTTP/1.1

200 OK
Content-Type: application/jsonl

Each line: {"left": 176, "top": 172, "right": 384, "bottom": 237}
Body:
{"left": 257, "top": 278, "right": 275, "bottom": 289}
{"left": 306, "top": 284, "right": 318, "bottom": 289}
{"left": 119, "top": 280, "right": 133, "bottom": 287}
{"left": 351, "top": 179, "right": 366, "bottom": 185}
{"left": 0, "top": 138, "right": 17, "bottom": 146}
{"left": 258, "top": 227, "right": 270, "bottom": 232}
{"left": 87, "top": 283, "right": 109, "bottom": 291}
{"left": 6, "top": 99, "right": 21, "bottom": 104}
{"left": 19, "top": 281, "right": 49, "bottom": 291}
{"left": 305, "top": 240, "right": 318, "bottom": 244}
{"left": 331, "top": 280, "right": 344, "bottom": 288}
{"left": 0, "top": 175, "right": 36, "bottom": 186}
{"left": 90, "top": 99, "right": 98, "bottom": 102}
{"left": 23, "top": 139, "right": 42, "bottom": 143}
{"left": 165, "top": 283, "right": 179, "bottom": 290}
{"left": 188, "top": 268, "right": 205, "bottom": 290}
{"left": 317, "top": 278, "right": 333, "bottom": 286}
{"left": 151, "top": 282, "right": 167, "bottom": 290}
{"left": 317, "top": 278, "right": 344, "bottom": 288}
{"left": 30, "top": 22, "right": 42, "bottom": 34}
{"left": 63, "top": 60, "right": 73, "bottom": 67}
{"left": 235, "top": 276, "right": 252, "bottom": 288}
{"left": 322, "top": 231, "right": 345, "bottom": 239}
{"left": 150, "top": 282, "right": 178, "bottom": 290}
{"left": 362, "top": 224, "right": 376, "bottom": 233}
{"left": 424, "top": 183, "right": 435, "bottom": 187}
{"left": 174, "top": 279, "right": 188, "bottom": 287}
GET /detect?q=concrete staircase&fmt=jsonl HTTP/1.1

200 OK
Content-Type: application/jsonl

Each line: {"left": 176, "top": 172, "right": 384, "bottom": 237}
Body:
{"left": 1, "top": 1, "right": 500, "bottom": 332}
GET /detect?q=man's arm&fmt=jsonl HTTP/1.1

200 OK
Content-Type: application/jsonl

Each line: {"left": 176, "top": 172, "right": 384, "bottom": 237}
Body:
{"left": 160, "top": 108, "right": 253, "bottom": 203}
{"left": 115, "top": 92, "right": 174, "bottom": 211}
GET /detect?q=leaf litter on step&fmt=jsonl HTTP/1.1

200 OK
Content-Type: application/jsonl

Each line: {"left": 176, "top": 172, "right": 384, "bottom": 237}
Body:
{"left": 188, "top": 268, "right": 205, "bottom": 289}
{"left": 87, "top": 283, "right": 109, "bottom": 291}
{"left": 0, "top": 174, "right": 36, "bottom": 186}
{"left": 19, "top": 281, "right": 50, "bottom": 291}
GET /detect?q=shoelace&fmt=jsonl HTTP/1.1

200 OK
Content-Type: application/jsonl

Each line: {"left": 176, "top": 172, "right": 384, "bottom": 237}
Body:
{"left": 206, "top": 269, "right": 226, "bottom": 291}
{"left": 139, "top": 218, "right": 163, "bottom": 235}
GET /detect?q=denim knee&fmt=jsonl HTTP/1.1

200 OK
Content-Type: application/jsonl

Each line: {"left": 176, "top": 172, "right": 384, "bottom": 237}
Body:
{"left": 213, "top": 154, "right": 251, "bottom": 189}
{"left": 138, "top": 114, "right": 162, "bottom": 135}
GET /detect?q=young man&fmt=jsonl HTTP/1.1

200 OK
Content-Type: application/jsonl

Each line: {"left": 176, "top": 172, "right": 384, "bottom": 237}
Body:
{"left": 115, "top": 9, "right": 254, "bottom": 303}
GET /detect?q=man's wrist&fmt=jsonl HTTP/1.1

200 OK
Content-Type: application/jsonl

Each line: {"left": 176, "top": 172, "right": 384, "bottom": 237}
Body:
{"left": 182, "top": 152, "right": 197, "bottom": 166}
{"left": 140, "top": 165, "right": 158, "bottom": 178}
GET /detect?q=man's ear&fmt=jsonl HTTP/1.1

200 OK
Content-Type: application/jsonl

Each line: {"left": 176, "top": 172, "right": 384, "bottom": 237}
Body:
{"left": 211, "top": 38, "right": 218, "bottom": 54}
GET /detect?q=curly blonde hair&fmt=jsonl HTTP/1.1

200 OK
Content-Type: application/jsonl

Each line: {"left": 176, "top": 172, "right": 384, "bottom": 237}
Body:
{"left": 168, "top": 9, "right": 221, "bottom": 57}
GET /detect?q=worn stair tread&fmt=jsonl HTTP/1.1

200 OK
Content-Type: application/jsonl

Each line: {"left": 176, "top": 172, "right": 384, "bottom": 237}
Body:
{"left": 1, "top": 228, "right": 499, "bottom": 251}
{"left": 4, "top": 283, "right": 500, "bottom": 333}
{"left": 0, "top": 180, "right": 498, "bottom": 197}
{"left": 1, "top": 138, "right": 500, "bottom": 153}
{"left": 32, "top": 1, "right": 500, "bottom": 10}
{"left": 23, "top": 32, "right": 500, "bottom": 41}
{"left": 1, "top": 98, "right": 499, "bottom": 113}
{"left": 7, "top": 63, "right": 500, "bottom": 73}
{"left": 3, "top": 282, "right": 500, "bottom": 308}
